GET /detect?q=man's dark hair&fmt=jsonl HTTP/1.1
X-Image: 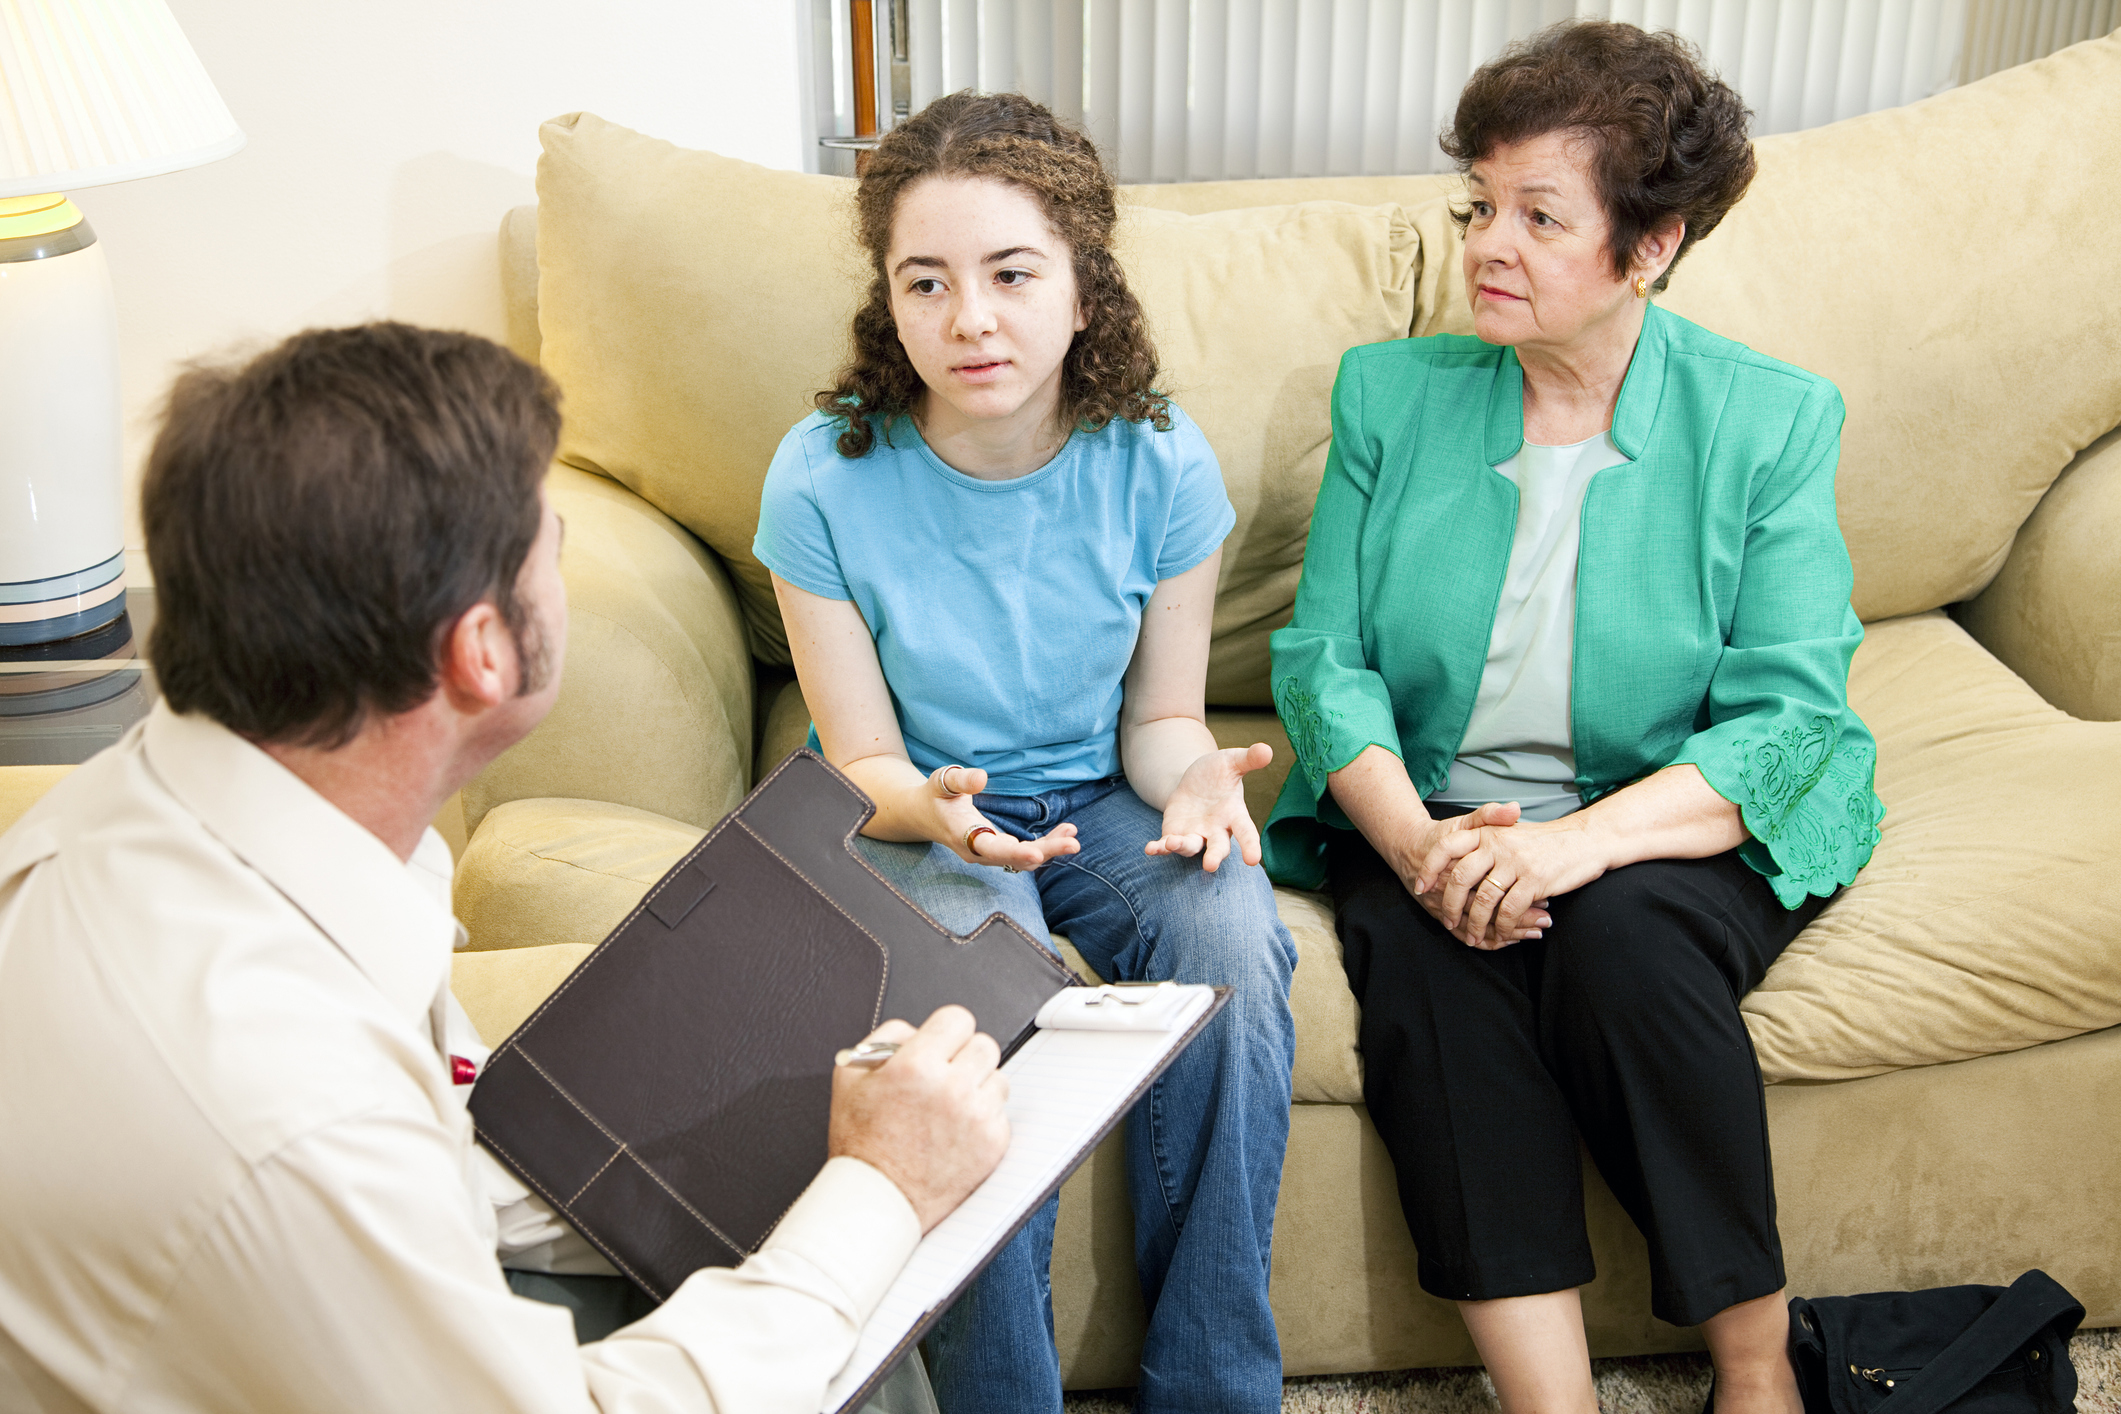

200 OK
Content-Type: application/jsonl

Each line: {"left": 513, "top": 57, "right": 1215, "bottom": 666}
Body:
{"left": 1443, "top": 19, "right": 1757, "bottom": 293}
{"left": 143, "top": 322, "right": 561, "bottom": 748}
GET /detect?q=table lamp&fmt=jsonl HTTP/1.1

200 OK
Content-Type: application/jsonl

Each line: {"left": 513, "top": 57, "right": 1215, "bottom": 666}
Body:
{"left": 1, "top": 0, "right": 243, "bottom": 645}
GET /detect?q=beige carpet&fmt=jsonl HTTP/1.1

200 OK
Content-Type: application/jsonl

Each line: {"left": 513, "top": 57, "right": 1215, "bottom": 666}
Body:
{"left": 1061, "top": 1327, "right": 2121, "bottom": 1413}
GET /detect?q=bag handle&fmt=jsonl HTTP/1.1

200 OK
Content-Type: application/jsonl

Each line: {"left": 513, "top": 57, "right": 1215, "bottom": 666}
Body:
{"left": 1881, "top": 1271, "right": 2083, "bottom": 1414}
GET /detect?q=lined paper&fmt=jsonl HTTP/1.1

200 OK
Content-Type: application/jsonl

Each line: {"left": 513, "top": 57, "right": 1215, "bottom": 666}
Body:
{"left": 820, "top": 985, "right": 1217, "bottom": 1412}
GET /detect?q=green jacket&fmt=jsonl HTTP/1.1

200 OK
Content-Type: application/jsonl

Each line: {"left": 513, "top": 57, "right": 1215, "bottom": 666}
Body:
{"left": 1264, "top": 304, "right": 1884, "bottom": 906}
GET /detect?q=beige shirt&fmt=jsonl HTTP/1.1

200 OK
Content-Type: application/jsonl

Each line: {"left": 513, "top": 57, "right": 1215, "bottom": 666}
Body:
{"left": 0, "top": 705, "right": 920, "bottom": 1413}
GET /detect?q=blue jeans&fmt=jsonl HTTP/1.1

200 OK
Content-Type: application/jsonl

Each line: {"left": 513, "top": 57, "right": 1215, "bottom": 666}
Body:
{"left": 856, "top": 777, "right": 1296, "bottom": 1414}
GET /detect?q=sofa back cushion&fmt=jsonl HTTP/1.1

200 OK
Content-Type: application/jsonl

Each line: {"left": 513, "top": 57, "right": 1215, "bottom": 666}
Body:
{"left": 1116, "top": 201, "right": 1417, "bottom": 701}
{"left": 1652, "top": 31, "right": 2121, "bottom": 621}
{"left": 534, "top": 113, "right": 1418, "bottom": 697}
{"left": 535, "top": 116, "right": 854, "bottom": 666}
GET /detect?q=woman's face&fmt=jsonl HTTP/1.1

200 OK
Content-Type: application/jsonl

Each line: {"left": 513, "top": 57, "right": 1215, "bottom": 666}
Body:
{"left": 885, "top": 175, "right": 1088, "bottom": 441}
{"left": 1461, "top": 130, "right": 1666, "bottom": 358}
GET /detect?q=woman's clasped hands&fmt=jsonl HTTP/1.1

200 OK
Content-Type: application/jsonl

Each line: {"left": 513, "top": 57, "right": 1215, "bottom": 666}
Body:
{"left": 1401, "top": 802, "right": 1615, "bottom": 950}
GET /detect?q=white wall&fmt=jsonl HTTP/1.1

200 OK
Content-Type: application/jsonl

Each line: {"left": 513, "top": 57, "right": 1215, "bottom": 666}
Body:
{"left": 68, "top": 0, "right": 812, "bottom": 568}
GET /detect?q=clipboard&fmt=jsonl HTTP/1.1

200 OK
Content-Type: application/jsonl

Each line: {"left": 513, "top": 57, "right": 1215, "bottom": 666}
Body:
{"left": 822, "top": 983, "right": 1230, "bottom": 1413}
{"left": 468, "top": 749, "right": 1079, "bottom": 1300}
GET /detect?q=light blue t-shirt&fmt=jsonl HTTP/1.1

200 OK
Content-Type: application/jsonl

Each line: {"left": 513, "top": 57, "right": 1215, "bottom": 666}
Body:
{"left": 753, "top": 407, "right": 1235, "bottom": 795}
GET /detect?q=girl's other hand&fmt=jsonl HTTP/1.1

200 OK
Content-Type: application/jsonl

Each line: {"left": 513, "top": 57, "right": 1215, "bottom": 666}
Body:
{"left": 929, "top": 764, "right": 1080, "bottom": 871}
{"left": 1145, "top": 742, "right": 1273, "bottom": 872}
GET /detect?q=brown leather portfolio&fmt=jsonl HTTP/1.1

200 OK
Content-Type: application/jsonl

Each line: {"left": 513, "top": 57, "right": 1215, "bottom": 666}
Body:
{"left": 469, "top": 749, "right": 1079, "bottom": 1300}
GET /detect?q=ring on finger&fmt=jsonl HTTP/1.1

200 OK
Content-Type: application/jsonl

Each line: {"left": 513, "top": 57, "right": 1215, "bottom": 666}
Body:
{"left": 964, "top": 825, "right": 997, "bottom": 858}
{"left": 935, "top": 763, "right": 972, "bottom": 795}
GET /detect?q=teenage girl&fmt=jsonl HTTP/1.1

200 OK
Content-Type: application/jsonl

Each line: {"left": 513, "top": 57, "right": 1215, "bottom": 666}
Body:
{"left": 754, "top": 92, "right": 1296, "bottom": 1414}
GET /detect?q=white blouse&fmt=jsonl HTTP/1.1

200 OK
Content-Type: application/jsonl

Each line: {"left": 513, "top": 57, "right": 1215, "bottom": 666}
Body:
{"left": 1431, "top": 428, "right": 1627, "bottom": 822}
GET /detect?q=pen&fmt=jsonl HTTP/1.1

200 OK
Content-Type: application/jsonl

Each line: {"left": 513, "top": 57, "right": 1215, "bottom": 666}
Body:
{"left": 834, "top": 1039, "right": 900, "bottom": 1069}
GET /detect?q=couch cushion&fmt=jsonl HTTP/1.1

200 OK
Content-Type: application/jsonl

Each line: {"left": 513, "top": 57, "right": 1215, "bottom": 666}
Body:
{"left": 1654, "top": 33, "right": 2121, "bottom": 622}
{"left": 455, "top": 796, "right": 704, "bottom": 951}
{"left": 453, "top": 794, "right": 1362, "bottom": 1103}
{"left": 1116, "top": 201, "right": 1417, "bottom": 702}
{"left": 533, "top": 113, "right": 1419, "bottom": 700}
{"left": 1961, "top": 422, "right": 2121, "bottom": 722}
{"left": 1743, "top": 610, "right": 2121, "bottom": 1079}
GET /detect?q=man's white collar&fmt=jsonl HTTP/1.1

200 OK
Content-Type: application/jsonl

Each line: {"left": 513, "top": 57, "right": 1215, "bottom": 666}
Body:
{"left": 141, "top": 702, "right": 460, "bottom": 1032}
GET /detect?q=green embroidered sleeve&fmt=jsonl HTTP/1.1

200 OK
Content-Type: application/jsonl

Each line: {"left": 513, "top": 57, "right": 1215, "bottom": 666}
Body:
{"left": 1676, "top": 711, "right": 1884, "bottom": 907}
{"left": 1666, "top": 380, "right": 1883, "bottom": 907}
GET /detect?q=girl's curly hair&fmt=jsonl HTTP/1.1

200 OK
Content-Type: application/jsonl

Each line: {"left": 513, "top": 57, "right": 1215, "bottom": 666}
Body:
{"left": 816, "top": 90, "right": 1169, "bottom": 459}
{"left": 1443, "top": 19, "right": 1756, "bottom": 294}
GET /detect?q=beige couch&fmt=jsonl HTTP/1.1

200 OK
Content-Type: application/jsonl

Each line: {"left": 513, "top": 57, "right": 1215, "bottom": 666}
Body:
{"left": 6, "top": 27, "right": 2111, "bottom": 1392}
{"left": 450, "top": 32, "right": 2121, "bottom": 1384}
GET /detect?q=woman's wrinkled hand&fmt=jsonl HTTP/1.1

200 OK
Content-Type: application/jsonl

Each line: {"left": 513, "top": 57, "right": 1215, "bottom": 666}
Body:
{"left": 1391, "top": 802, "right": 1544, "bottom": 948}
{"left": 1145, "top": 742, "right": 1274, "bottom": 872}
{"left": 1425, "top": 810, "right": 1614, "bottom": 949}
{"left": 929, "top": 764, "right": 1079, "bottom": 871}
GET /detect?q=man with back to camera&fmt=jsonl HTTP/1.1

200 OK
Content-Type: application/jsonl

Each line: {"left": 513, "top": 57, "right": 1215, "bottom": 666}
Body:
{"left": 0, "top": 323, "right": 1008, "bottom": 1413}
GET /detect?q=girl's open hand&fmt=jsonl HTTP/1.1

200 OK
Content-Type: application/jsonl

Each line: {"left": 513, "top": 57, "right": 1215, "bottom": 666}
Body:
{"left": 929, "top": 764, "right": 1079, "bottom": 871}
{"left": 1145, "top": 742, "right": 1273, "bottom": 872}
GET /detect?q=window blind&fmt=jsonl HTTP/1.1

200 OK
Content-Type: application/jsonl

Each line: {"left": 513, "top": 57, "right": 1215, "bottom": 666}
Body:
{"left": 817, "top": 0, "right": 2100, "bottom": 181}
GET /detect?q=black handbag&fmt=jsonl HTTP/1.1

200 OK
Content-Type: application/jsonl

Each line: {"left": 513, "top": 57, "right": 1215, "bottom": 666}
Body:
{"left": 1788, "top": 1270, "right": 2084, "bottom": 1414}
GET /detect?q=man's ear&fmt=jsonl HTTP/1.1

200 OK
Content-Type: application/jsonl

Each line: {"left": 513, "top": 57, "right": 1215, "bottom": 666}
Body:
{"left": 437, "top": 600, "right": 515, "bottom": 712}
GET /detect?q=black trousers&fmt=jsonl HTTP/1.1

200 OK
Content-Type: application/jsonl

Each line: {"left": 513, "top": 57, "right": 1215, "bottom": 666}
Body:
{"left": 1327, "top": 823, "right": 1830, "bottom": 1327}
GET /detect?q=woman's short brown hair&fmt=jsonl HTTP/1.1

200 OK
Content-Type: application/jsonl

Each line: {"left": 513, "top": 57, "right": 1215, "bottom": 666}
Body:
{"left": 143, "top": 323, "right": 559, "bottom": 748}
{"left": 816, "top": 90, "right": 1168, "bottom": 459}
{"left": 1443, "top": 19, "right": 1756, "bottom": 293}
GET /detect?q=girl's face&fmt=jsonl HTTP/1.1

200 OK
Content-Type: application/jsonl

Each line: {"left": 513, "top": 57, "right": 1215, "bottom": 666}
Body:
{"left": 885, "top": 175, "right": 1088, "bottom": 443}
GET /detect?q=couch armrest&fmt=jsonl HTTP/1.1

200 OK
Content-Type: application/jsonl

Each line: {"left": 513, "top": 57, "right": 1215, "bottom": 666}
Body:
{"left": 1960, "top": 423, "right": 2121, "bottom": 721}
{"left": 0, "top": 765, "right": 72, "bottom": 835}
{"left": 464, "top": 463, "right": 753, "bottom": 836}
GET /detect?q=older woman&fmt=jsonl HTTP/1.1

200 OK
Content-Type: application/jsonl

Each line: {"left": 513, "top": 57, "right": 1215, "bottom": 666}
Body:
{"left": 1264, "top": 20, "right": 1882, "bottom": 1414}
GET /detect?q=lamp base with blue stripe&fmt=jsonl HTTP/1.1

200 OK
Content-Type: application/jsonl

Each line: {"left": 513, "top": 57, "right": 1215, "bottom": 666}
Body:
{"left": 1, "top": 196, "right": 129, "bottom": 650}
{"left": 0, "top": 552, "right": 128, "bottom": 647}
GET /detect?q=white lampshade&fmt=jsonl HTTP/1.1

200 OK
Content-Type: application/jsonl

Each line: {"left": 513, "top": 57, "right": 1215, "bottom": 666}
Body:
{"left": 0, "top": 0, "right": 245, "bottom": 199}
